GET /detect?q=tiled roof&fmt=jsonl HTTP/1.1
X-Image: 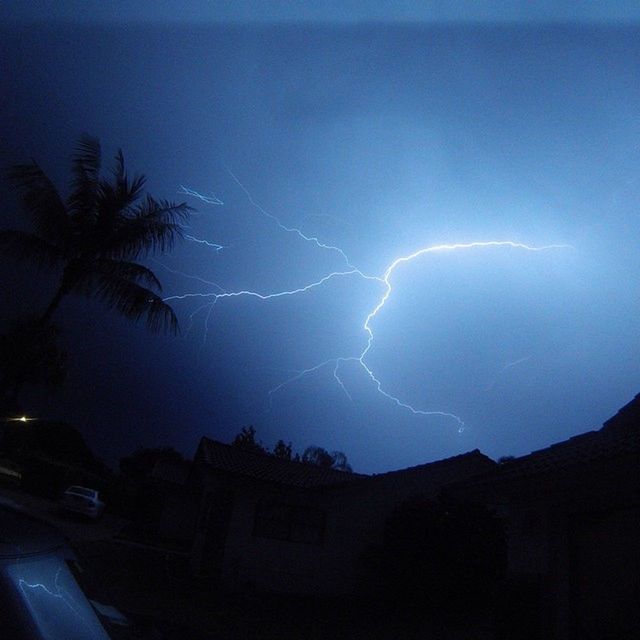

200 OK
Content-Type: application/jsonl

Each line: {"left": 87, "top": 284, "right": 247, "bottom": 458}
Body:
{"left": 496, "top": 433, "right": 619, "bottom": 480}
{"left": 197, "top": 438, "right": 494, "bottom": 491}
{"left": 366, "top": 449, "right": 496, "bottom": 490}
{"left": 197, "top": 437, "right": 364, "bottom": 488}
{"left": 484, "top": 395, "right": 640, "bottom": 482}
{"left": 327, "top": 449, "right": 497, "bottom": 499}
{"left": 197, "top": 392, "right": 640, "bottom": 491}
{"left": 601, "top": 392, "right": 640, "bottom": 434}
{"left": 370, "top": 449, "right": 495, "bottom": 481}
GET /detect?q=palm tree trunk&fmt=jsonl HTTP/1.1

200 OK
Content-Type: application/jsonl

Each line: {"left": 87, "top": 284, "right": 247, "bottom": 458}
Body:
{"left": 1, "top": 280, "right": 69, "bottom": 410}
{"left": 39, "top": 283, "right": 67, "bottom": 325}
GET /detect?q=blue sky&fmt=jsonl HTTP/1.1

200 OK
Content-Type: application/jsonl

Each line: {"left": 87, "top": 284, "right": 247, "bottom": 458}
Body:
{"left": 1, "top": 19, "right": 639, "bottom": 471}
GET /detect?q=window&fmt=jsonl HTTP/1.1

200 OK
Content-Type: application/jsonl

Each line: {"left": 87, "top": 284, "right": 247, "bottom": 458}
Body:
{"left": 253, "top": 500, "right": 326, "bottom": 545}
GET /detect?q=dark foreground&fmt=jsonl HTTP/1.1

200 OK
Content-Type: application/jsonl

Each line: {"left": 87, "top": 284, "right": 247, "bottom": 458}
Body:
{"left": 74, "top": 539, "right": 495, "bottom": 640}
{"left": 1, "top": 485, "right": 496, "bottom": 639}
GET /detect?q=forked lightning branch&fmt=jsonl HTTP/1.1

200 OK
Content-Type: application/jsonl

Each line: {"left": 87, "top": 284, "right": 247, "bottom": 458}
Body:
{"left": 166, "top": 178, "right": 571, "bottom": 431}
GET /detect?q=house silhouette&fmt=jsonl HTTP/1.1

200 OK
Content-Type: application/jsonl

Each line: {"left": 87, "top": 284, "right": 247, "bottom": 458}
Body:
{"left": 156, "top": 395, "right": 639, "bottom": 639}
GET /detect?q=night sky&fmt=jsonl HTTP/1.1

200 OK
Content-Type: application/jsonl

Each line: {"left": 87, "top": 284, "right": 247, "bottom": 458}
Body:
{"left": 2, "top": 4, "right": 640, "bottom": 472}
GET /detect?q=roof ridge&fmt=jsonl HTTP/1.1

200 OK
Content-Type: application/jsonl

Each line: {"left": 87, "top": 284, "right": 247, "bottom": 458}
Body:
{"left": 601, "top": 392, "right": 640, "bottom": 434}
{"left": 477, "top": 420, "right": 639, "bottom": 483}
{"left": 370, "top": 449, "right": 492, "bottom": 478}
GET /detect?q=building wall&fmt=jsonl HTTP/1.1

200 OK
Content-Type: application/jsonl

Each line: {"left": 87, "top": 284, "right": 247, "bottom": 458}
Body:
{"left": 189, "top": 434, "right": 639, "bottom": 636}
{"left": 568, "top": 506, "right": 640, "bottom": 639}
{"left": 221, "top": 480, "right": 323, "bottom": 593}
{"left": 316, "top": 456, "right": 497, "bottom": 595}
{"left": 192, "top": 454, "right": 496, "bottom": 596}
{"left": 157, "top": 486, "right": 200, "bottom": 545}
{"left": 192, "top": 472, "right": 325, "bottom": 593}
{"left": 486, "top": 454, "right": 640, "bottom": 639}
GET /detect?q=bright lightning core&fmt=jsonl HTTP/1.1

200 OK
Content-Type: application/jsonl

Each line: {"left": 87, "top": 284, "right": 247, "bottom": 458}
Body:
{"left": 172, "top": 178, "right": 572, "bottom": 433}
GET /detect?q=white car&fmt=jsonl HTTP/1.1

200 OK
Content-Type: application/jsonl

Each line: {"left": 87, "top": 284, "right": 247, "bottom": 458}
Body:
{"left": 59, "top": 485, "right": 105, "bottom": 520}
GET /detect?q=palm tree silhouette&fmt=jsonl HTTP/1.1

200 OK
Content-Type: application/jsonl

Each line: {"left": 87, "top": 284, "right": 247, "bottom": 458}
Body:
{"left": 0, "top": 134, "right": 191, "bottom": 333}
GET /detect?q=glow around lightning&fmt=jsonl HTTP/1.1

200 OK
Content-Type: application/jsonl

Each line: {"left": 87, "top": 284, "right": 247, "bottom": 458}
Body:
{"left": 171, "top": 179, "right": 571, "bottom": 431}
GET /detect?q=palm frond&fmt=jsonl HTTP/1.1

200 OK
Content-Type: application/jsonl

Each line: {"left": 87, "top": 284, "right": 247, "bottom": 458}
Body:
{"left": 93, "top": 274, "right": 179, "bottom": 334}
{"left": 137, "top": 196, "right": 192, "bottom": 224}
{"left": 112, "top": 149, "right": 145, "bottom": 196}
{"left": 5, "top": 136, "right": 190, "bottom": 336}
{"left": 96, "top": 172, "right": 146, "bottom": 223}
{"left": 102, "top": 197, "right": 191, "bottom": 259}
{"left": 7, "top": 162, "right": 69, "bottom": 245}
{"left": 91, "top": 259, "right": 163, "bottom": 291}
{"left": 68, "top": 134, "right": 101, "bottom": 218}
{"left": 0, "top": 229, "right": 62, "bottom": 268}
{"left": 91, "top": 149, "right": 146, "bottom": 234}
{"left": 113, "top": 149, "right": 125, "bottom": 183}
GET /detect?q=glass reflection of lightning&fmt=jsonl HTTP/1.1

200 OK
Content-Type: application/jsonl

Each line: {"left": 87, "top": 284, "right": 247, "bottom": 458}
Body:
{"left": 171, "top": 180, "right": 572, "bottom": 431}
{"left": 18, "top": 568, "right": 83, "bottom": 619}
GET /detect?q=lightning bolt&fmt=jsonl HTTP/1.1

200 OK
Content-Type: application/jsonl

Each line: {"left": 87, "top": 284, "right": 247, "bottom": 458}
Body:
{"left": 178, "top": 185, "right": 223, "bottom": 205}
{"left": 226, "top": 169, "right": 368, "bottom": 275}
{"left": 163, "top": 269, "right": 376, "bottom": 302}
{"left": 177, "top": 186, "right": 225, "bottom": 250}
{"left": 358, "top": 241, "right": 570, "bottom": 429}
{"left": 264, "top": 241, "right": 571, "bottom": 432}
{"left": 486, "top": 355, "right": 533, "bottom": 391}
{"left": 184, "top": 234, "right": 224, "bottom": 252}
{"left": 174, "top": 179, "right": 572, "bottom": 431}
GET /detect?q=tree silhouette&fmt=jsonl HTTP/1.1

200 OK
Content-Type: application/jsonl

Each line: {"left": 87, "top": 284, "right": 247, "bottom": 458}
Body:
{"left": 0, "top": 134, "right": 191, "bottom": 333}
{"left": 302, "top": 445, "right": 352, "bottom": 472}
{"left": 231, "top": 426, "right": 268, "bottom": 455}
{"left": 228, "top": 428, "right": 352, "bottom": 470}
{"left": 272, "top": 439, "right": 293, "bottom": 460}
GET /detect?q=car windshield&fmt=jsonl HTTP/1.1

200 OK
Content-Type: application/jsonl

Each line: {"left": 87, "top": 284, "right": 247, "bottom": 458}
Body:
{"left": 4, "top": 555, "right": 110, "bottom": 639}
{"left": 67, "top": 487, "right": 95, "bottom": 498}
